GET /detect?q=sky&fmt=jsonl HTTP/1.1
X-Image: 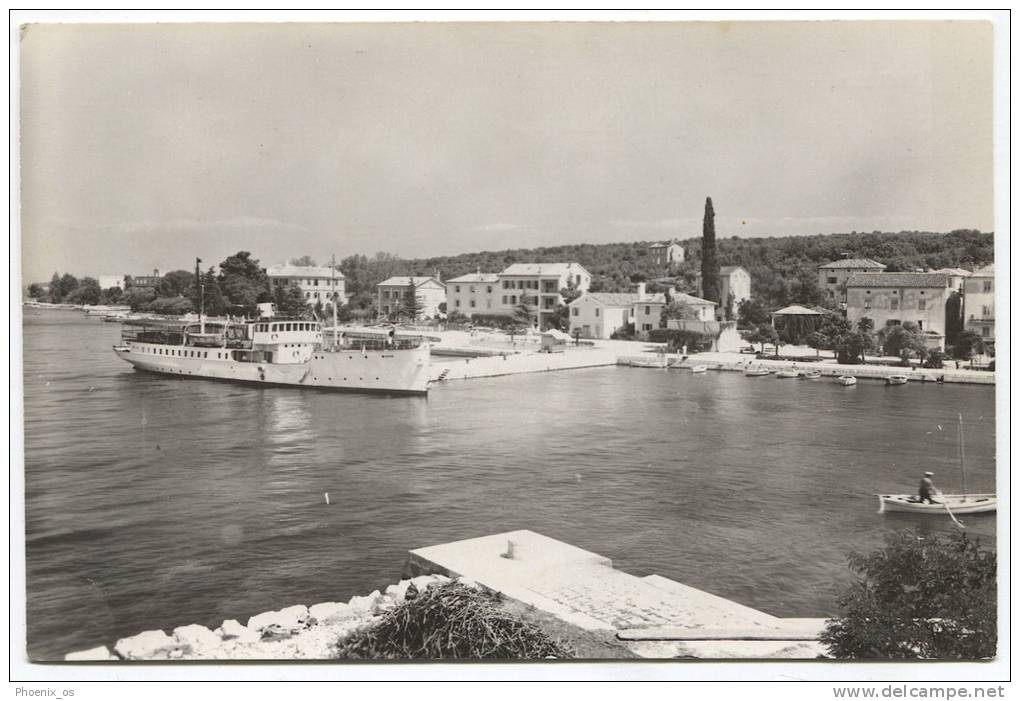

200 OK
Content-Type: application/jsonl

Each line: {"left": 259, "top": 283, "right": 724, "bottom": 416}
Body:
{"left": 18, "top": 20, "right": 994, "bottom": 282}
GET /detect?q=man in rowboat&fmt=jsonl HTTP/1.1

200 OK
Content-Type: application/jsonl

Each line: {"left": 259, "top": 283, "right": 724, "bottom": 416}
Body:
{"left": 918, "top": 471, "right": 938, "bottom": 504}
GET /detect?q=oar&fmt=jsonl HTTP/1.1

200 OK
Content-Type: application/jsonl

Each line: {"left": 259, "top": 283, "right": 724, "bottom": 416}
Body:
{"left": 939, "top": 494, "right": 966, "bottom": 529}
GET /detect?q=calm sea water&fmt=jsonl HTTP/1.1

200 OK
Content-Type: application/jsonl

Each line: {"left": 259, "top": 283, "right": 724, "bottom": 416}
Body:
{"left": 22, "top": 311, "right": 997, "bottom": 660}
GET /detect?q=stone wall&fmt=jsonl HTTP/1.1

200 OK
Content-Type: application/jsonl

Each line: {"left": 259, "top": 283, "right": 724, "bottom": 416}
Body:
{"left": 64, "top": 574, "right": 452, "bottom": 661}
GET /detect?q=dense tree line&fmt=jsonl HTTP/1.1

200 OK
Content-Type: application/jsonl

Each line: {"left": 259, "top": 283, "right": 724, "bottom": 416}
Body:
{"left": 29, "top": 230, "right": 993, "bottom": 320}
{"left": 336, "top": 229, "right": 993, "bottom": 313}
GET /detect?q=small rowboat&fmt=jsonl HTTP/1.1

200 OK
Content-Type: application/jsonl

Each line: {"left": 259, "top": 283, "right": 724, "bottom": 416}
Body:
{"left": 690, "top": 365, "right": 708, "bottom": 374}
{"left": 886, "top": 374, "right": 909, "bottom": 385}
{"left": 837, "top": 375, "right": 857, "bottom": 386}
{"left": 877, "top": 493, "right": 996, "bottom": 514}
{"left": 801, "top": 370, "right": 822, "bottom": 380}
{"left": 776, "top": 369, "right": 800, "bottom": 378}
{"left": 744, "top": 367, "right": 771, "bottom": 377}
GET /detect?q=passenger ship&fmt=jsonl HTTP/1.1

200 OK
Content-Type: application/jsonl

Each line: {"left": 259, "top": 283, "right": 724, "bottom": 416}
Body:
{"left": 112, "top": 306, "right": 431, "bottom": 395}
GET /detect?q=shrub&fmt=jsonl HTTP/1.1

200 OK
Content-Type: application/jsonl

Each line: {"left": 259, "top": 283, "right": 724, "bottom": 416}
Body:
{"left": 648, "top": 328, "right": 714, "bottom": 352}
{"left": 821, "top": 531, "right": 996, "bottom": 659}
{"left": 468, "top": 313, "right": 516, "bottom": 331}
{"left": 610, "top": 323, "right": 636, "bottom": 340}
{"left": 334, "top": 582, "right": 572, "bottom": 660}
{"left": 923, "top": 350, "right": 945, "bottom": 369}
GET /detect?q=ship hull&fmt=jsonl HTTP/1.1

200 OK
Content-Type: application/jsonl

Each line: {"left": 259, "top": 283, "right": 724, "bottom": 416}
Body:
{"left": 114, "top": 342, "right": 430, "bottom": 395}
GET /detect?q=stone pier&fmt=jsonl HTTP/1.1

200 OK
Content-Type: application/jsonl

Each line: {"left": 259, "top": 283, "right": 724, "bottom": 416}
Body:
{"left": 406, "top": 529, "right": 829, "bottom": 659}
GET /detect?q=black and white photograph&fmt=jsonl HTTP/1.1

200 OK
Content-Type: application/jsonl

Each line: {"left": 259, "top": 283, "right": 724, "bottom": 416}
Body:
{"left": 11, "top": 11, "right": 1008, "bottom": 686}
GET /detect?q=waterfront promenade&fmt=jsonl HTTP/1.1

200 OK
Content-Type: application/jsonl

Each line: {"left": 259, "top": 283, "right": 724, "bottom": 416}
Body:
{"left": 426, "top": 329, "right": 994, "bottom": 386}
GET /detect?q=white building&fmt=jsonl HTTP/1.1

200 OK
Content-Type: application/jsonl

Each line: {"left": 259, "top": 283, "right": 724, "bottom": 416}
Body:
{"left": 377, "top": 276, "right": 447, "bottom": 320}
{"left": 266, "top": 263, "right": 346, "bottom": 306}
{"left": 633, "top": 290, "right": 716, "bottom": 339}
{"left": 495, "top": 263, "right": 591, "bottom": 329}
{"left": 568, "top": 291, "right": 640, "bottom": 339}
{"left": 845, "top": 272, "right": 952, "bottom": 350}
{"left": 696, "top": 266, "right": 752, "bottom": 319}
{"left": 98, "top": 275, "right": 126, "bottom": 290}
{"left": 817, "top": 258, "right": 886, "bottom": 304}
{"left": 649, "top": 240, "right": 685, "bottom": 267}
{"left": 963, "top": 264, "right": 994, "bottom": 346}
{"left": 446, "top": 272, "right": 501, "bottom": 317}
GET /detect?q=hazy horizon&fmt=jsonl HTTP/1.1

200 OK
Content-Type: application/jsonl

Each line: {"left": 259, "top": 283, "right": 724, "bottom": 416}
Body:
{"left": 19, "top": 21, "right": 993, "bottom": 282}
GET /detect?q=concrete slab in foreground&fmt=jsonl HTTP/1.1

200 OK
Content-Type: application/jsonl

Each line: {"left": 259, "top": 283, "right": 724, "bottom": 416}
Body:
{"left": 407, "top": 530, "right": 828, "bottom": 659}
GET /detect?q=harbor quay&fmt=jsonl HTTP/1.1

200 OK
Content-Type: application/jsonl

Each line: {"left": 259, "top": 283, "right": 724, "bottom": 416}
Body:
{"left": 423, "top": 329, "right": 994, "bottom": 386}
{"left": 65, "top": 530, "right": 828, "bottom": 661}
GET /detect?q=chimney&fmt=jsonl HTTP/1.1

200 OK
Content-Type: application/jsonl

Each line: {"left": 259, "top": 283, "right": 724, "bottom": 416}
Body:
{"left": 637, "top": 282, "right": 647, "bottom": 301}
{"left": 435, "top": 269, "right": 441, "bottom": 283}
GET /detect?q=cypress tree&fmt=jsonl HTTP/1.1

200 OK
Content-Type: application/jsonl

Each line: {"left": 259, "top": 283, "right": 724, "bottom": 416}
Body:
{"left": 700, "top": 196, "right": 721, "bottom": 305}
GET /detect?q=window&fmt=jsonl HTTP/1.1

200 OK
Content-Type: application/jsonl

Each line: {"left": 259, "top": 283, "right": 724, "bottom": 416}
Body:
{"left": 470, "top": 286, "right": 475, "bottom": 293}
{"left": 571, "top": 307, "right": 579, "bottom": 316}
{"left": 864, "top": 291, "right": 871, "bottom": 309}
{"left": 487, "top": 286, "right": 493, "bottom": 294}
{"left": 454, "top": 300, "right": 460, "bottom": 308}
{"left": 918, "top": 299, "right": 926, "bottom": 311}
{"left": 455, "top": 286, "right": 460, "bottom": 293}
{"left": 917, "top": 321, "right": 923, "bottom": 330}
{"left": 983, "top": 280, "right": 992, "bottom": 293}
{"left": 982, "top": 305, "right": 992, "bottom": 317}
{"left": 644, "top": 305, "right": 651, "bottom": 315}
{"left": 890, "top": 298, "right": 899, "bottom": 310}
{"left": 314, "top": 279, "right": 319, "bottom": 286}
{"left": 502, "top": 295, "right": 507, "bottom": 304}
{"left": 470, "top": 300, "right": 476, "bottom": 308}
{"left": 827, "top": 277, "right": 837, "bottom": 285}
{"left": 511, "top": 295, "right": 517, "bottom": 304}
{"left": 982, "top": 326, "right": 991, "bottom": 337}
{"left": 595, "top": 308, "right": 600, "bottom": 317}
{"left": 642, "top": 323, "right": 652, "bottom": 331}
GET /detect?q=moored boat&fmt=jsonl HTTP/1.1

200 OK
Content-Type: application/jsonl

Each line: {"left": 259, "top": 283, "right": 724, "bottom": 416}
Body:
{"left": 113, "top": 307, "right": 431, "bottom": 395}
{"left": 801, "top": 370, "right": 822, "bottom": 380}
{"left": 877, "top": 493, "right": 996, "bottom": 514}
{"left": 690, "top": 365, "right": 708, "bottom": 374}
{"left": 886, "top": 374, "right": 909, "bottom": 385}
{"left": 837, "top": 375, "right": 857, "bottom": 386}
{"left": 775, "top": 369, "right": 800, "bottom": 378}
{"left": 744, "top": 367, "right": 771, "bottom": 377}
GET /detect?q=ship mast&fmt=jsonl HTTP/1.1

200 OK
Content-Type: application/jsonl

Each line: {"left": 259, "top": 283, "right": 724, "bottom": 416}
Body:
{"left": 958, "top": 413, "right": 967, "bottom": 501}
{"left": 331, "top": 254, "right": 338, "bottom": 350}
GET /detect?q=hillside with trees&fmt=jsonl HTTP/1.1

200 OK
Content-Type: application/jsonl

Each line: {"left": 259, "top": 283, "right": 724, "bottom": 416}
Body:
{"left": 340, "top": 229, "right": 993, "bottom": 313}
{"left": 27, "top": 230, "right": 993, "bottom": 321}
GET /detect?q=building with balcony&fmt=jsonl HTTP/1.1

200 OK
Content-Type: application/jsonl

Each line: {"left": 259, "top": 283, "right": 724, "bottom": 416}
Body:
{"left": 818, "top": 258, "right": 886, "bottom": 305}
{"left": 376, "top": 276, "right": 446, "bottom": 320}
{"left": 632, "top": 290, "right": 716, "bottom": 339}
{"left": 446, "top": 272, "right": 501, "bottom": 317}
{"left": 845, "top": 272, "right": 952, "bottom": 350}
{"left": 495, "top": 263, "right": 591, "bottom": 329}
{"left": 963, "top": 264, "right": 994, "bottom": 346}
{"left": 266, "top": 263, "right": 346, "bottom": 306}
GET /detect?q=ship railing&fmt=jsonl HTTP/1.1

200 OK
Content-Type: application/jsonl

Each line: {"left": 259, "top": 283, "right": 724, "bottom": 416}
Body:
{"left": 326, "top": 337, "right": 425, "bottom": 352}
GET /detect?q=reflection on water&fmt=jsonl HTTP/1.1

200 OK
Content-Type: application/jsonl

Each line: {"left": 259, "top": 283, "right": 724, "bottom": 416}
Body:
{"left": 22, "top": 311, "right": 997, "bottom": 659}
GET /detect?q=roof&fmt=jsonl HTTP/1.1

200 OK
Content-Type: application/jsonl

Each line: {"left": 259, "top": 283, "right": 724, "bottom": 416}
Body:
{"left": 447, "top": 273, "right": 500, "bottom": 283}
{"left": 671, "top": 292, "right": 717, "bottom": 307}
{"left": 649, "top": 240, "right": 682, "bottom": 249}
{"left": 377, "top": 276, "right": 445, "bottom": 288}
{"left": 932, "top": 267, "right": 973, "bottom": 277}
{"left": 773, "top": 305, "right": 824, "bottom": 316}
{"left": 575, "top": 292, "right": 641, "bottom": 307}
{"left": 719, "top": 265, "right": 748, "bottom": 275}
{"left": 818, "top": 258, "right": 886, "bottom": 270}
{"left": 845, "top": 272, "right": 950, "bottom": 289}
{"left": 499, "top": 262, "right": 590, "bottom": 277}
{"left": 267, "top": 263, "right": 344, "bottom": 279}
{"left": 542, "top": 328, "right": 573, "bottom": 341}
{"left": 971, "top": 264, "right": 994, "bottom": 276}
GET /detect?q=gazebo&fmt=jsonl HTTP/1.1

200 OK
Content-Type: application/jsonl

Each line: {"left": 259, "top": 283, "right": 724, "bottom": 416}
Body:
{"left": 771, "top": 305, "right": 825, "bottom": 344}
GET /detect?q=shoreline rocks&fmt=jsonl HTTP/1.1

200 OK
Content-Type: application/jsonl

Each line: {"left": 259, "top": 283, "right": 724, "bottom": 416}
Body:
{"left": 64, "top": 573, "right": 452, "bottom": 661}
